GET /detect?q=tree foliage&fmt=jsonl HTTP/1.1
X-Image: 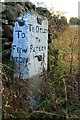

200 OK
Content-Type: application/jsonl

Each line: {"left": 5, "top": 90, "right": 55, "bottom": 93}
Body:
{"left": 69, "top": 17, "right": 80, "bottom": 25}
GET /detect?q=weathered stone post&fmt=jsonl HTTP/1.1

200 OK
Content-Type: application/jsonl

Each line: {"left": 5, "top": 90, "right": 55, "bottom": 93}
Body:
{"left": 11, "top": 12, "right": 48, "bottom": 110}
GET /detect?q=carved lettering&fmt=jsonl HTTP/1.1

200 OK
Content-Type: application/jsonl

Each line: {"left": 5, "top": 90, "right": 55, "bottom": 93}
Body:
{"left": 28, "top": 24, "right": 48, "bottom": 34}
{"left": 36, "top": 26, "right": 39, "bottom": 33}
{"left": 28, "top": 24, "right": 32, "bottom": 32}
{"left": 12, "top": 45, "right": 28, "bottom": 54}
{"left": 14, "top": 57, "right": 28, "bottom": 64}
{"left": 15, "top": 30, "right": 25, "bottom": 38}
{"left": 30, "top": 45, "right": 46, "bottom": 53}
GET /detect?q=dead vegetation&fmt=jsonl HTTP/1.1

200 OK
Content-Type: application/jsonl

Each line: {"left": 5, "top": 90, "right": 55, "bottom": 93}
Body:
{"left": 1, "top": 2, "right": 80, "bottom": 120}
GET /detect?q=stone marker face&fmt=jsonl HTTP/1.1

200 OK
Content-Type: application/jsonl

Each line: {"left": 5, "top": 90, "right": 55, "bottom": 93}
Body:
{"left": 11, "top": 13, "right": 48, "bottom": 79}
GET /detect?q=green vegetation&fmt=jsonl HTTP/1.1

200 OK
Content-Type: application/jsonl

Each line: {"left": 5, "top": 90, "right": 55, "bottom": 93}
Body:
{"left": 69, "top": 17, "right": 80, "bottom": 25}
{"left": 1, "top": 2, "right": 80, "bottom": 120}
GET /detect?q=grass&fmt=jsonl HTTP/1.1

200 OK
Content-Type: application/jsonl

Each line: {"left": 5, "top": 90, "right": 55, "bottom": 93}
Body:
{"left": 2, "top": 26, "right": 80, "bottom": 119}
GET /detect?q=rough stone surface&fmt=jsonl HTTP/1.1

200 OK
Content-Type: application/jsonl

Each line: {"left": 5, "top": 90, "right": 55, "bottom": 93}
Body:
{"left": 4, "top": 6, "right": 18, "bottom": 21}
{"left": 0, "top": 4, "right": 6, "bottom": 13}
{"left": 2, "top": 2, "right": 36, "bottom": 41}
{"left": 2, "top": 2, "right": 67, "bottom": 45}
{"left": 14, "top": 3, "right": 25, "bottom": 14}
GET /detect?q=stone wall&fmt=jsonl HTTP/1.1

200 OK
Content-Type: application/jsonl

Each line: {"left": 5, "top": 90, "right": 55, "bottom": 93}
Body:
{"left": 2, "top": 2, "right": 36, "bottom": 61}
{"left": 2, "top": 2, "right": 68, "bottom": 61}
